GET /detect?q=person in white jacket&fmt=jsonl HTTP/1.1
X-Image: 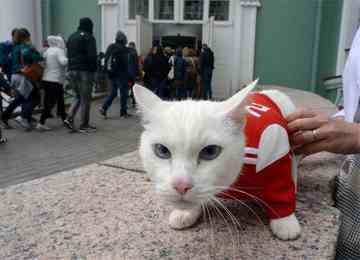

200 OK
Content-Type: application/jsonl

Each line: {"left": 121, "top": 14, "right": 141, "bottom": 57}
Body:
{"left": 37, "top": 35, "right": 68, "bottom": 131}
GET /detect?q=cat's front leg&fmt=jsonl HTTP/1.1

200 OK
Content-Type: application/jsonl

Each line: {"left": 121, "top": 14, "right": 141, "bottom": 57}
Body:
{"left": 169, "top": 205, "right": 202, "bottom": 230}
{"left": 270, "top": 213, "right": 301, "bottom": 240}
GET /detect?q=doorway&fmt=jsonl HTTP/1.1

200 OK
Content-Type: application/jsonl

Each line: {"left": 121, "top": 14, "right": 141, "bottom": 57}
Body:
{"left": 153, "top": 24, "right": 202, "bottom": 50}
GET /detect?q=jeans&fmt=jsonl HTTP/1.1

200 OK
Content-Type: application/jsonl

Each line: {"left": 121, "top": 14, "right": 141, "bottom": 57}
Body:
{"left": 40, "top": 81, "right": 66, "bottom": 125}
{"left": 2, "top": 93, "right": 32, "bottom": 123}
{"left": 150, "top": 77, "right": 167, "bottom": 99}
{"left": 174, "top": 80, "right": 187, "bottom": 100}
{"left": 67, "top": 71, "right": 94, "bottom": 128}
{"left": 202, "top": 70, "right": 213, "bottom": 100}
{"left": 102, "top": 77, "right": 129, "bottom": 115}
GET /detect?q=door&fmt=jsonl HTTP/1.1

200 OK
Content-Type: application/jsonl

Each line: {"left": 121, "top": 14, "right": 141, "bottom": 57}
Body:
{"left": 136, "top": 15, "right": 153, "bottom": 56}
{"left": 202, "top": 16, "right": 215, "bottom": 48}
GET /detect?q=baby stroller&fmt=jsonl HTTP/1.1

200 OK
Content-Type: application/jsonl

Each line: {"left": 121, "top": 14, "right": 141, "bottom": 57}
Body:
{"left": 0, "top": 71, "right": 12, "bottom": 114}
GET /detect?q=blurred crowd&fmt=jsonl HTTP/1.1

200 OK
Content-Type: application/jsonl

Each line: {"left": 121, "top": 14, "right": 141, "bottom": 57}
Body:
{"left": 0, "top": 17, "right": 215, "bottom": 143}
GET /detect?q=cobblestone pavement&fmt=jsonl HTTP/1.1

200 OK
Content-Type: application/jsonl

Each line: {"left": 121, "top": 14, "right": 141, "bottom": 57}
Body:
{"left": 0, "top": 99, "right": 142, "bottom": 188}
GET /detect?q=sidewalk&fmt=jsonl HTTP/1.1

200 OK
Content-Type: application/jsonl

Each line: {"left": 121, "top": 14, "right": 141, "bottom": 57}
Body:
{"left": 0, "top": 86, "right": 341, "bottom": 259}
{"left": 0, "top": 99, "right": 142, "bottom": 189}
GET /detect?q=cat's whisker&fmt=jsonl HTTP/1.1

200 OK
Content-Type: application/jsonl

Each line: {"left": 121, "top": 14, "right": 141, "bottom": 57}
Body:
{"left": 203, "top": 203, "right": 216, "bottom": 258}
{"left": 198, "top": 188, "right": 266, "bottom": 228}
{"left": 211, "top": 196, "right": 244, "bottom": 233}
{"left": 210, "top": 186, "right": 281, "bottom": 219}
{"left": 210, "top": 198, "right": 241, "bottom": 258}
{"left": 208, "top": 199, "right": 238, "bottom": 259}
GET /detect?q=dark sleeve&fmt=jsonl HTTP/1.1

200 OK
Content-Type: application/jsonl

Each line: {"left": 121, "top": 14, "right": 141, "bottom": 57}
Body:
{"left": 104, "top": 44, "right": 113, "bottom": 66}
{"left": 87, "top": 36, "right": 97, "bottom": 72}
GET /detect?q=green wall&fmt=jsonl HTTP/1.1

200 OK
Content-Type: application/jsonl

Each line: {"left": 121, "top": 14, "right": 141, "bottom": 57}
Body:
{"left": 254, "top": 0, "right": 318, "bottom": 91}
{"left": 316, "top": 0, "right": 343, "bottom": 97}
{"left": 46, "top": 0, "right": 101, "bottom": 47}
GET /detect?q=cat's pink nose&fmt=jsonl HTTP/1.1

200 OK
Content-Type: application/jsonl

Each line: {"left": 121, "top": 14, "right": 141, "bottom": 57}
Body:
{"left": 172, "top": 179, "right": 193, "bottom": 195}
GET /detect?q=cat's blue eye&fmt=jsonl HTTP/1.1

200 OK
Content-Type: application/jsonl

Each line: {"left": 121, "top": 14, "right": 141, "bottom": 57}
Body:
{"left": 199, "top": 145, "right": 222, "bottom": 161}
{"left": 153, "top": 144, "right": 171, "bottom": 159}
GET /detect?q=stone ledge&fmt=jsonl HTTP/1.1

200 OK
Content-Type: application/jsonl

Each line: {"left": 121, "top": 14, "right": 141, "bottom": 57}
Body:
{"left": 0, "top": 151, "right": 340, "bottom": 260}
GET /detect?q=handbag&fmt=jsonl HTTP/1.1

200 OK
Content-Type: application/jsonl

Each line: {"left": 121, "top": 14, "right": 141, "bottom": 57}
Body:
{"left": 20, "top": 50, "right": 44, "bottom": 82}
{"left": 168, "top": 56, "right": 175, "bottom": 80}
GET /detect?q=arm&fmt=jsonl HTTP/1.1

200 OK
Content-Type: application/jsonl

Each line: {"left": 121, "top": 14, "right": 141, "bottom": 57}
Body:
{"left": 86, "top": 36, "right": 97, "bottom": 72}
{"left": 57, "top": 49, "right": 68, "bottom": 66}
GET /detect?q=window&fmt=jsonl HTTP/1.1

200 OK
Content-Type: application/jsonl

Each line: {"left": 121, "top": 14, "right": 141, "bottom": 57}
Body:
{"left": 209, "top": 0, "right": 230, "bottom": 21}
{"left": 129, "top": 0, "right": 149, "bottom": 19}
{"left": 184, "top": 0, "right": 204, "bottom": 20}
{"left": 154, "top": 0, "right": 175, "bottom": 20}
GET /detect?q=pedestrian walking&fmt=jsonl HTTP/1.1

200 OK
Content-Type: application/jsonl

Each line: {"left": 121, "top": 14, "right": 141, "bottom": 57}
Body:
{"left": 199, "top": 44, "right": 214, "bottom": 100}
{"left": 128, "top": 41, "right": 139, "bottom": 108}
{"left": 37, "top": 36, "right": 68, "bottom": 131}
{"left": 1, "top": 28, "right": 42, "bottom": 131}
{"left": 173, "top": 48, "right": 187, "bottom": 100}
{"left": 65, "top": 17, "right": 97, "bottom": 133}
{"left": 184, "top": 48, "right": 198, "bottom": 99}
{"left": 0, "top": 28, "right": 18, "bottom": 84}
{"left": 99, "top": 30, "right": 131, "bottom": 118}
{"left": 148, "top": 45, "right": 169, "bottom": 98}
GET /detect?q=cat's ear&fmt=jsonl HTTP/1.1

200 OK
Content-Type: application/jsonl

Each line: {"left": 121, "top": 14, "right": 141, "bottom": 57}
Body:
{"left": 133, "top": 84, "right": 163, "bottom": 115}
{"left": 221, "top": 79, "right": 259, "bottom": 122}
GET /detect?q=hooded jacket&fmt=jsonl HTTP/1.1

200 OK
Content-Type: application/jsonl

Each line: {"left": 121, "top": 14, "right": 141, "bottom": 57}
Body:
{"left": 42, "top": 36, "right": 68, "bottom": 84}
{"left": 104, "top": 30, "right": 129, "bottom": 80}
{"left": 67, "top": 17, "right": 97, "bottom": 72}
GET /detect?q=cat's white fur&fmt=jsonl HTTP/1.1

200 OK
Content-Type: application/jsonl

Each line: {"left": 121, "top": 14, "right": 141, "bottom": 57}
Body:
{"left": 134, "top": 81, "right": 301, "bottom": 240}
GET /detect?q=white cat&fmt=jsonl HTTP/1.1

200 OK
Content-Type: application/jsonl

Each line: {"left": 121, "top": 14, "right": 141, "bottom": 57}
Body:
{"left": 133, "top": 80, "right": 301, "bottom": 240}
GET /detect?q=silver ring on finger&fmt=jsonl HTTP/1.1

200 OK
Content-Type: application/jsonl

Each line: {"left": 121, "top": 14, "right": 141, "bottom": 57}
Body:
{"left": 312, "top": 129, "right": 318, "bottom": 141}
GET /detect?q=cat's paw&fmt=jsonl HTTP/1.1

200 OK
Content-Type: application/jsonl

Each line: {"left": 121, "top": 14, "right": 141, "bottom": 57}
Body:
{"left": 270, "top": 214, "right": 301, "bottom": 240}
{"left": 169, "top": 207, "right": 201, "bottom": 230}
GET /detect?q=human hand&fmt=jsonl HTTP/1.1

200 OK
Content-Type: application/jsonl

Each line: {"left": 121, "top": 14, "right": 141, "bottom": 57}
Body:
{"left": 287, "top": 109, "right": 360, "bottom": 156}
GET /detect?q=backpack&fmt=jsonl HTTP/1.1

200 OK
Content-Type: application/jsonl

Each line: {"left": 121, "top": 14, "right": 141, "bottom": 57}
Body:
{"left": 174, "top": 57, "right": 186, "bottom": 80}
{"left": 128, "top": 49, "right": 139, "bottom": 78}
{"left": 106, "top": 44, "right": 127, "bottom": 76}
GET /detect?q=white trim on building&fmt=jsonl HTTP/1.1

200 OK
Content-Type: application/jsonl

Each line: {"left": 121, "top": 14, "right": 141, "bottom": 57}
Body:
{"left": 98, "top": 0, "right": 261, "bottom": 98}
{"left": 0, "top": 0, "right": 43, "bottom": 48}
{"left": 337, "top": 0, "right": 360, "bottom": 75}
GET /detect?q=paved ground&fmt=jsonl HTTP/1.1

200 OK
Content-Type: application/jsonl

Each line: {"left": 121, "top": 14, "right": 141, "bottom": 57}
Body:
{"left": 0, "top": 85, "right": 337, "bottom": 189}
{"left": 0, "top": 98, "right": 143, "bottom": 188}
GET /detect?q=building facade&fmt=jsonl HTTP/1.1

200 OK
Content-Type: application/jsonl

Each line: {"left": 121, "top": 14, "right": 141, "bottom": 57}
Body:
{"left": 0, "top": 0, "right": 355, "bottom": 100}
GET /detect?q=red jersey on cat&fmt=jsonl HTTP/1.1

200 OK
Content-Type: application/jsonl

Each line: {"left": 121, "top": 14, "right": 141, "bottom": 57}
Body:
{"left": 218, "top": 92, "right": 296, "bottom": 219}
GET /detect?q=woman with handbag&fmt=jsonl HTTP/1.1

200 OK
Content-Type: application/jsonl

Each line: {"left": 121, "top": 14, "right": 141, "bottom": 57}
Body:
{"left": 1, "top": 28, "right": 42, "bottom": 130}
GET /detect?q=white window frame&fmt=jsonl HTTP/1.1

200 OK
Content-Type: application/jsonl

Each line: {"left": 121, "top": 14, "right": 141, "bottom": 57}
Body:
{"left": 152, "top": 0, "right": 178, "bottom": 23}
{"left": 208, "top": 0, "right": 233, "bottom": 24}
{"left": 126, "top": 0, "right": 150, "bottom": 21}
{"left": 180, "top": 0, "right": 206, "bottom": 24}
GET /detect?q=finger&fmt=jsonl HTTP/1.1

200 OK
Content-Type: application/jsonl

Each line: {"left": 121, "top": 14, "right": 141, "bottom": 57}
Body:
{"left": 288, "top": 114, "right": 329, "bottom": 133}
{"left": 290, "top": 127, "right": 327, "bottom": 146}
{"left": 294, "top": 140, "right": 330, "bottom": 156}
{"left": 290, "top": 130, "right": 315, "bottom": 146}
{"left": 286, "top": 108, "right": 316, "bottom": 123}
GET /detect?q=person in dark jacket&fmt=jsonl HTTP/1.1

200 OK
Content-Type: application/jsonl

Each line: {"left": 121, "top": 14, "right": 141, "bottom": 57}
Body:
{"left": 143, "top": 47, "right": 155, "bottom": 91}
{"left": 148, "top": 45, "right": 170, "bottom": 98}
{"left": 128, "top": 42, "right": 139, "bottom": 107}
{"left": 1, "top": 28, "right": 42, "bottom": 130}
{"left": 64, "top": 17, "right": 97, "bottom": 133}
{"left": 0, "top": 28, "right": 17, "bottom": 84}
{"left": 99, "top": 30, "right": 131, "bottom": 118}
{"left": 199, "top": 44, "right": 214, "bottom": 100}
{"left": 173, "top": 48, "right": 187, "bottom": 100}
